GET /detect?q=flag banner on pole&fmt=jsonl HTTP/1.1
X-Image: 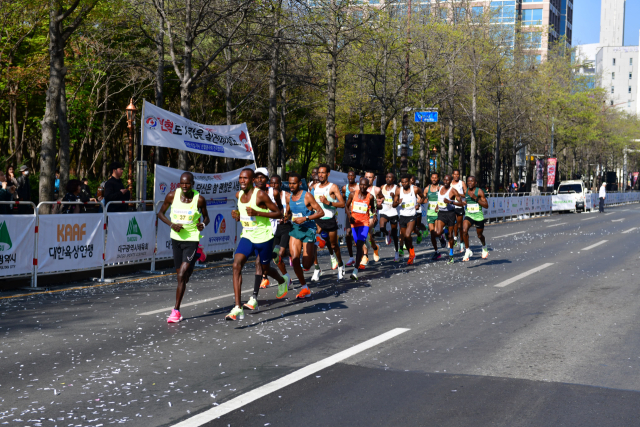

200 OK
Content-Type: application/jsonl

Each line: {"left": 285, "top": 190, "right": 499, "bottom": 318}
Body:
{"left": 547, "top": 158, "right": 557, "bottom": 188}
{"left": 142, "top": 100, "right": 255, "bottom": 160}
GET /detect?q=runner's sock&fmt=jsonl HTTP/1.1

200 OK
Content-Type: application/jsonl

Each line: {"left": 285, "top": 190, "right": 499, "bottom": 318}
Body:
{"left": 253, "top": 275, "right": 262, "bottom": 298}
{"left": 301, "top": 284, "right": 309, "bottom": 291}
{"left": 314, "top": 264, "right": 320, "bottom": 271}
{"left": 409, "top": 248, "right": 415, "bottom": 257}
{"left": 449, "top": 248, "right": 454, "bottom": 256}
{"left": 338, "top": 261, "right": 344, "bottom": 267}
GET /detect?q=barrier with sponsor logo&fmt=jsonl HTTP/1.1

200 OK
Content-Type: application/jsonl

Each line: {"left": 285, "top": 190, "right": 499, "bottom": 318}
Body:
{"left": 0, "top": 202, "right": 36, "bottom": 278}
{"left": 105, "top": 210, "right": 156, "bottom": 264}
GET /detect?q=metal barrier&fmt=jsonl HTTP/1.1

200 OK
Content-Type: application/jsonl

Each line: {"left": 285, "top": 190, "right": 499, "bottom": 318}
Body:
{"left": 0, "top": 201, "right": 37, "bottom": 282}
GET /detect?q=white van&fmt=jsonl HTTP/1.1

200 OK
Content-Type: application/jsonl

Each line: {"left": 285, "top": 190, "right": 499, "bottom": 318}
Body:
{"left": 553, "top": 180, "right": 591, "bottom": 212}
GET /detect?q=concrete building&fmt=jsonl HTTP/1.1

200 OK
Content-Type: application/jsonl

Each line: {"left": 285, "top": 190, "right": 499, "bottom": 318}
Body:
{"left": 600, "top": 0, "right": 625, "bottom": 47}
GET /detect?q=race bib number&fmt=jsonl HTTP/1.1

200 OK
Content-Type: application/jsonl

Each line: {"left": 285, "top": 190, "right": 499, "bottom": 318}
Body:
{"left": 240, "top": 215, "right": 257, "bottom": 230}
{"left": 353, "top": 201, "right": 368, "bottom": 214}
{"left": 402, "top": 202, "right": 415, "bottom": 209}
{"left": 467, "top": 204, "right": 480, "bottom": 213}
{"left": 428, "top": 201, "right": 437, "bottom": 210}
{"left": 438, "top": 201, "right": 447, "bottom": 208}
{"left": 384, "top": 197, "right": 393, "bottom": 205}
{"left": 171, "top": 208, "right": 194, "bottom": 225}
{"left": 292, "top": 213, "right": 304, "bottom": 218}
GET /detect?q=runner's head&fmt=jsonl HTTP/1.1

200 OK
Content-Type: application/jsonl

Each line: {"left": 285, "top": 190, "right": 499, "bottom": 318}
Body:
{"left": 347, "top": 170, "right": 356, "bottom": 184}
{"left": 270, "top": 175, "right": 282, "bottom": 191}
{"left": 452, "top": 169, "right": 460, "bottom": 182}
{"left": 443, "top": 174, "right": 452, "bottom": 187}
{"left": 311, "top": 167, "right": 319, "bottom": 182}
{"left": 179, "top": 172, "right": 195, "bottom": 195}
{"left": 410, "top": 174, "right": 416, "bottom": 186}
{"left": 364, "top": 171, "right": 375, "bottom": 186}
{"left": 311, "top": 173, "right": 318, "bottom": 184}
{"left": 430, "top": 172, "right": 439, "bottom": 185}
{"left": 288, "top": 172, "right": 302, "bottom": 193}
{"left": 385, "top": 172, "right": 395, "bottom": 185}
{"left": 467, "top": 176, "right": 477, "bottom": 190}
{"left": 317, "top": 164, "right": 330, "bottom": 184}
{"left": 254, "top": 167, "right": 269, "bottom": 190}
{"left": 400, "top": 174, "right": 411, "bottom": 190}
{"left": 358, "top": 177, "right": 369, "bottom": 194}
{"left": 239, "top": 168, "right": 255, "bottom": 191}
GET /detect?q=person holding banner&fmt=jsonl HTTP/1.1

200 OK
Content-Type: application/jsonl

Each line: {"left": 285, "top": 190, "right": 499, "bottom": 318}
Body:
{"left": 228, "top": 168, "right": 291, "bottom": 320}
{"left": 286, "top": 173, "right": 325, "bottom": 298}
{"left": 461, "top": 176, "right": 489, "bottom": 261}
{"left": 157, "top": 172, "right": 210, "bottom": 323}
{"left": 341, "top": 171, "right": 358, "bottom": 267}
{"left": 345, "top": 177, "right": 376, "bottom": 280}
{"left": 377, "top": 172, "right": 400, "bottom": 262}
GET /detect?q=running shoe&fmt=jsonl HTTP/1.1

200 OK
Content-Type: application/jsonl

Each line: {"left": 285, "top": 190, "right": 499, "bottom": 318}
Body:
{"left": 167, "top": 309, "right": 182, "bottom": 323}
{"left": 447, "top": 255, "right": 455, "bottom": 265}
{"left": 346, "top": 257, "right": 355, "bottom": 267}
{"left": 296, "top": 287, "right": 311, "bottom": 299}
{"left": 311, "top": 267, "right": 322, "bottom": 282}
{"left": 463, "top": 248, "right": 472, "bottom": 262}
{"left": 243, "top": 296, "right": 258, "bottom": 310}
{"left": 407, "top": 255, "right": 415, "bottom": 265}
{"left": 394, "top": 252, "right": 400, "bottom": 262}
{"left": 350, "top": 269, "right": 358, "bottom": 281}
{"left": 399, "top": 246, "right": 404, "bottom": 258}
{"left": 432, "top": 252, "right": 442, "bottom": 261}
{"left": 359, "top": 255, "right": 368, "bottom": 270}
{"left": 338, "top": 265, "right": 344, "bottom": 280}
{"left": 225, "top": 306, "right": 245, "bottom": 321}
{"left": 330, "top": 255, "right": 338, "bottom": 270}
{"left": 482, "top": 248, "right": 489, "bottom": 259}
{"left": 385, "top": 233, "right": 391, "bottom": 246}
{"left": 316, "top": 235, "right": 326, "bottom": 249}
{"left": 277, "top": 274, "right": 291, "bottom": 299}
{"left": 373, "top": 249, "right": 380, "bottom": 262}
{"left": 439, "top": 236, "right": 447, "bottom": 248}
{"left": 417, "top": 233, "right": 423, "bottom": 244}
{"left": 260, "top": 277, "right": 269, "bottom": 289}
{"left": 453, "top": 239, "right": 459, "bottom": 249}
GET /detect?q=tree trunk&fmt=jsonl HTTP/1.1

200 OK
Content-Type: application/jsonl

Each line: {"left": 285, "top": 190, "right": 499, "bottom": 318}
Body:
{"left": 18, "top": 100, "right": 28, "bottom": 167}
{"left": 418, "top": 122, "right": 426, "bottom": 184}
{"left": 154, "top": 2, "right": 165, "bottom": 169}
{"left": 325, "top": 51, "right": 338, "bottom": 168}
{"left": 279, "top": 77, "right": 287, "bottom": 174}
{"left": 469, "top": 72, "right": 478, "bottom": 177}
{"left": 447, "top": 117, "right": 454, "bottom": 174}
{"left": 392, "top": 117, "right": 397, "bottom": 176}
{"left": 268, "top": 32, "right": 280, "bottom": 176}
{"left": 359, "top": 110, "right": 364, "bottom": 134}
{"left": 224, "top": 61, "right": 235, "bottom": 172}
{"left": 439, "top": 121, "right": 446, "bottom": 176}
{"left": 177, "top": 0, "right": 193, "bottom": 171}
{"left": 491, "top": 103, "right": 501, "bottom": 193}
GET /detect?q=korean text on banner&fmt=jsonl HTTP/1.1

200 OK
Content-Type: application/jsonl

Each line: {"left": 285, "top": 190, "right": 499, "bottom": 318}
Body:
{"left": 201, "top": 209, "right": 236, "bottom": 253}
{"left": 0, "top": 215, "right": 35, "bottom": 277}
{"left": 547, "top": 158, "right": 557, "bottom": 188}
{"left": 154, "top": 164, "right": 252, "bottom": 206}
{"left": 37, "top": 214, "right": 103, "bottom": 273}
{"left": 552, "top": 194, "right": 576, "bottom": 211}
{"left": 142, "top": 100, "right": 255, "bottom": 160}
{"left": 105, "top": 212, "right": 156, "bottom": 264}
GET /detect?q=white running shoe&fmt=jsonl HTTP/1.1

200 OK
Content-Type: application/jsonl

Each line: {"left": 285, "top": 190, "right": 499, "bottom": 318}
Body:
{"left": 463, "top": 248, "right": 473, "bottom": 262}
{"left": 346, "top": 257, "right": 355, "bottom": 267}
{"left": 330, "top": 254, "right": 338, "bottom": 270}
{"left": 311, "top": 267, "right": 322, "bottom": 282}
{"left": 338, "top": 265, "right": 344, "bottom": 280}
{"left": 394, "top": 251, "right": 400, "bottom": 262}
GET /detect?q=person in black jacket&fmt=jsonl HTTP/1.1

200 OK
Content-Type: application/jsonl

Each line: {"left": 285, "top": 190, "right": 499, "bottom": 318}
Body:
{"left": 16, "top": 165, "right": 32, "bottom": 214}
{"left": 104, "top": 161, "right": 130, "bottom": 212}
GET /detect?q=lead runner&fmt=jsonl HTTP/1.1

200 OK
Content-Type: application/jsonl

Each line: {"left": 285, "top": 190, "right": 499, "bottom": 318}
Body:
{"left": 158, "top": 172, "right": 210, "bottom": 323}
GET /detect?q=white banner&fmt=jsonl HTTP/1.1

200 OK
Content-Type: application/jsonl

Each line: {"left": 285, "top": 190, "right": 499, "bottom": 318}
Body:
{"left": 0, "top": 215, "right": 35, "bottom": 276}
{"left": 37, "top": 214, "right": 104, "bottom": 273}
{"left": 586, "top": 193, "right": 593, "bottom": 211}
{"left": 552, "top": 194, "right": 576, "bottom": 211}
{"left": 142, "top": 100, "right": 255, "bottom": 160}
{"left": 524, "top": 196, "right": 531, "bottom": 213}
{"left": 105, "top": 212, "right": 156, "bottom": 264}
{"left": 154, "top": 164, "right": 252, "bottom": 207}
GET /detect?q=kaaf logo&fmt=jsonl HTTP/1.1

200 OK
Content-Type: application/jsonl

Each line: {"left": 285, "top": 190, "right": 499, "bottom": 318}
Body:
{"left": 213, "top": 214, "right": 226, "bottom": 234}
{"left": 0, "top": 221, "right": 13, "bottom": 251}
{"left": 239, "top": 130, "right": 252, "bottom": 153}
{"left": 126, "top": 217, "right": 142, "bottom": 242}
{"left": 57, "top": 224, "right": 87, "bottom": 242}
{"left": 145, "top": 116, "right": 157, "bottom": 129}
{"left": 159, "top": 182, "right": 168, "bottom": 193}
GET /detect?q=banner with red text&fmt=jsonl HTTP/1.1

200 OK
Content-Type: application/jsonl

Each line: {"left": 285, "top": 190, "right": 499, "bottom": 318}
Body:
{"left": 547, "top": 158, "right": 557, "bottom": 188}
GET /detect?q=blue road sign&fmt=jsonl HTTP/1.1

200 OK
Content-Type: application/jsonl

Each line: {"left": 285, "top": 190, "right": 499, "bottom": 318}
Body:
{"left": 414, "top": 111, "right": 438, "bottom": 123}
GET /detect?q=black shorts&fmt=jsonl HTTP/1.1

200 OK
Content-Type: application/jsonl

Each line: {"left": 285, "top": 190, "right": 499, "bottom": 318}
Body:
{"left": 454, "top": 207, "right": 465, "bottom": 217}
{"left": 464, "top": 216, "right": 485, "bottom": 229}
{"left": 172, "top": 239, "right": 199, "bottom": 269}
{"left": 315, "top": 217, "right": 339, "bottom": 232}
{"left": 415, "top": 211, "right": 423, "bottom": 221}
{"left": 380, "top": 214, "right": 398, "bottom": 225}
{"left": 437, "top": 210, "right": 457, "bottom": 227}
{"left": 399, "top": 215, "right": 416, "bottom": 229}
{"left": 274, "top": 222, "right": 292, "bottom": 248}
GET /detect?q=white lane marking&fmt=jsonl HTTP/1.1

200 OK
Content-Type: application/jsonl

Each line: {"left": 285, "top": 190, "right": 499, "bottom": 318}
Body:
{"left": 581, "top": 217, "right": 595, "bottom": 221}
{"left": 612, "top": 219, "right": 624, "bottom": 222}
{"left": 604, "top": 213, "right": 613, "bottom": 216}
{"left": 546, "top": 223, "right": 567, "bottom": 228}
{"left": 494, "top": 263, "right": 554, "bottom": 288}
{"left": 172, "top": 328, "right": 410, "bottom": 426}
{"left": 582, "top": 240, "right": 608, "bottom": 251}
{"left": 544, "top": 219, "right": 560, "bottom": 223}
{"left": 492, "top": 231, "right": 526, "bottom": 239}
{"left": 138, "top": 290, "right": 252, "bottom": 316}
{"left": 623, "top": 227, "right": 638, "bottom": 234}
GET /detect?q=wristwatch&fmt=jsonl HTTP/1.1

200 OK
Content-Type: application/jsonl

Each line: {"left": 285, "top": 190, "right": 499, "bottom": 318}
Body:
{"left": 305, "top": 216, "right": 309, "bottom": 221}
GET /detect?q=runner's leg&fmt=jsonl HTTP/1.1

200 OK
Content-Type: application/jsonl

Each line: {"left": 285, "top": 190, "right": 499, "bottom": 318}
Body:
{"left": 232, "top": 252, "right": 249, "bottom": 307}
{"left": 390, "top": 221, "right": 399, "bottom": 252}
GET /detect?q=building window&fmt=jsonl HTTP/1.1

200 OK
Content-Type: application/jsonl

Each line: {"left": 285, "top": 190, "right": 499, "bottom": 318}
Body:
{"left": 629, "top": 87, "right": 632, "bottom": 94}
{"left": 611, "top": 100, "right": 614, "bottom": 106}
{"left": 522, "top": 0, "right": 542, "bottom": 2}
{"left": 629, "top": 101, "right": 632, "bottom": 108}
{"left": 521, "top": 8, "right": 542, "bottom": 25}
{"left": 613, "top": 58, "right": 616, "bottom": 66}
{"left": 490, "top": 1, "right": 516, "bottom": 23}
{"left": 472, "top": 6, "right": 483, "bottom": 17}
{"left": 523, "top": 32, "right": 542, "bottom": 49}
{"left": 611, "top": 87, "right": 614, "bottom": 93}
{"left": 612, "top": 72, "right": 615, "bottom": 79}
{"left": 631, "top": 58, "right": 634, "bottom": 66}
{"left": 454, "top": 7, "right": 466, "bottom": 22}
{"left": 630, "top": 72, "right": 633, "bottom": 79}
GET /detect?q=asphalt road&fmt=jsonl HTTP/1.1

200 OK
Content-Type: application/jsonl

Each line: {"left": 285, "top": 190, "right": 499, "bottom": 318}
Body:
{"left": 2, "top": 205, "right": 640, "bottom": 426}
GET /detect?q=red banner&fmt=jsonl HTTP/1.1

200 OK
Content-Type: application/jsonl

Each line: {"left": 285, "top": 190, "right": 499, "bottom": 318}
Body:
{"left": 547, "top": 158, "right": 557, "bottom": 188}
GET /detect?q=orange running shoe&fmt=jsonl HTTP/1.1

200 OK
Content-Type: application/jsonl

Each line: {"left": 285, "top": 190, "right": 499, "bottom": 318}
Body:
{"left": 407, "top": 256, "right": 415, "bottom": 265}
{"left": 316, "top": 235, "right": 326, "bottom": 249}
{"left": 296, "top": 287, "right": 311, "bottom": 299}
{"left": 373, "top": 249, "right": 380, "bottom": 262}
{"left": 260, "top": 278, "right": 269, "bottom": 288}
{"left": 359, "top": 255, "right": 368, "bottom": 270}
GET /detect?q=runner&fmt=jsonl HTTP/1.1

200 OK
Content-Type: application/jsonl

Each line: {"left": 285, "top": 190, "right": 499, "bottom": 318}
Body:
{"left": 313, "top": 164, "right": 346, "bottom": 280}
{"left": 451, "top": 169, "right": 467, "bottom": 253}
{"left": 395, "top": 174, "right": 424, "bottom": 265}
{"left": 363, "top": 171, "right": 380, "bottom": 266}
{"left": 377, "top": 172, "right": 400, "bottom": 262}
{"left": 158, "top": 172, "right": 210, "bottom": 323}
{"left": 425, "top": 172, "right": 446, "bottom": 260}
{"left": 410, "top": 175, "right": 427, "bottom": 244}
{"left": 252, "top": 168, "right": 279, "bottom": 290}
{"left": 345, "top": 177, "right": 376, "bottom": 280}
{"left": 462, "top": 176, "right": 489, "bottom": 261}
{"left": 432, "top": 174, "right": 465, "bottom": 265}
{"left": 268, "top": 174, "right": 290, "bottom": 277}
{"left": 227, "top": 168, "right": 291, "bottom": 320}
{"left": 341, "top": 170, "right": 358, "bottom": 267}
{"left": 286, "top": 173, "right": 325, "bottom": 298}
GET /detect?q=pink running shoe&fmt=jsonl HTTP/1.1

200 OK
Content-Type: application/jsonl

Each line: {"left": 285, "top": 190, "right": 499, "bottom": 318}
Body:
{"left": 167, "top": 309, "right": 182, "bottom": 323}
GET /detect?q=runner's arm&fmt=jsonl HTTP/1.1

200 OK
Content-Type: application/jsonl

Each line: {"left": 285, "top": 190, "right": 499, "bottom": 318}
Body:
{"left": 330, "top": 183, "right": 345, "bottom": 208}
{"left": 197, "top": 195, "right": 210, "bottom": 231}
{"left": 344, "top": 192, "right": 354, "bottom": 222}
{"left": 477, "top": 189, "right": 489, "bottom": 209}
{"left": 157, "top": 191, "right": 183, "bottom": 232}
{"left": 448, "top": 188, "right": 466, "bottom": 207}
{"left": 305, "top": 193, "right": 325, "bottom": 221}
{"left": 231, "top": 191, "right": 240, "bottom": 221}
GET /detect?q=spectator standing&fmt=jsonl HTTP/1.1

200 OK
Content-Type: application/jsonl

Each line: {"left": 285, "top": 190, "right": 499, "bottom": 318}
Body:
{"left": 16, "top": 165, "right": 32, "bottom": 214}
{"left": 104, "top": 161, "right": 130, "bottom": 212}
{"left": 599, "top": 182, "right": 606, "bottom": 213}
{"left": 61, "top": 180, "right": 82, "bottom": 214}
{"left": 6, "top": 166, "right": 18, "bottom": 190}
{"left": 0, "top": 172, "right": 16, "bottom": 215}
{"left": 54, "top": 170, "right": 60, "bottom": 198}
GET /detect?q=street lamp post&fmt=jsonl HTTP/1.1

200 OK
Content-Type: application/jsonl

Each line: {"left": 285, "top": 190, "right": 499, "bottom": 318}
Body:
{"left": 125, "top": 99, "right": 137, "bottom": 200}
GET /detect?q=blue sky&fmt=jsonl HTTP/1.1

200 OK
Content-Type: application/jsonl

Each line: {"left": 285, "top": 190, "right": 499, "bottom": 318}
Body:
{"left": 573, "top": 0, "right": 640, "bottom": 46}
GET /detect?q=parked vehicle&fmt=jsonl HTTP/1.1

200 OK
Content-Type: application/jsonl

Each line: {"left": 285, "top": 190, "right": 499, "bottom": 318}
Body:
{"left": 552, "top": 180, "right": 592, "bottom": 212}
